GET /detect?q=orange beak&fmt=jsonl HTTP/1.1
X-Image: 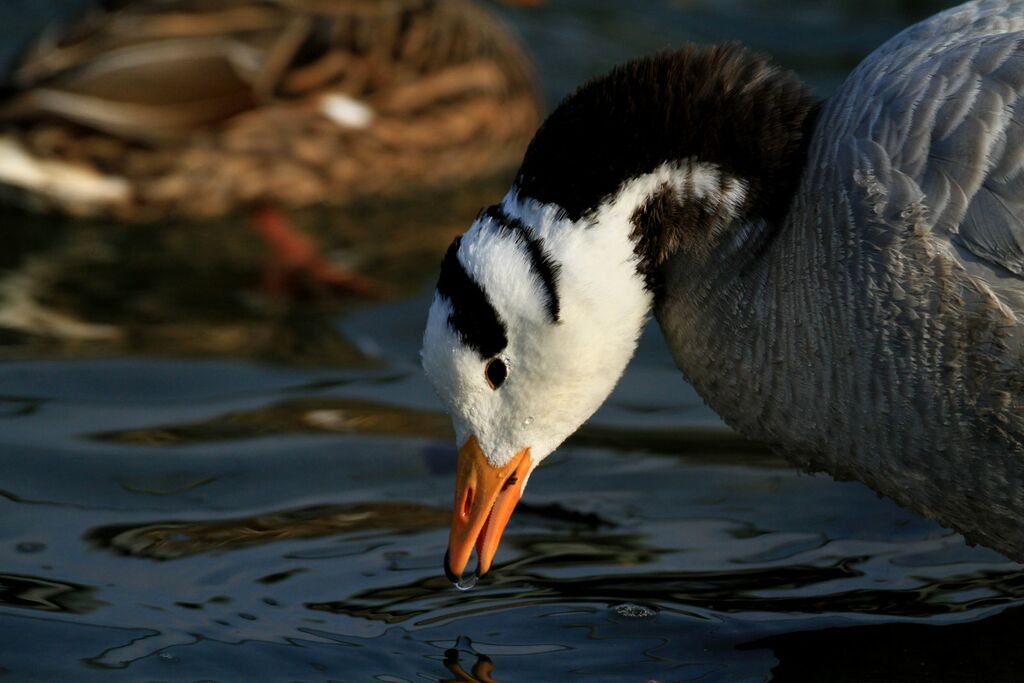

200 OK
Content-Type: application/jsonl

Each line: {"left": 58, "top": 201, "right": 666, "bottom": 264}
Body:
{"left": 444, "top": 435, "right": 532, "bottom": 583}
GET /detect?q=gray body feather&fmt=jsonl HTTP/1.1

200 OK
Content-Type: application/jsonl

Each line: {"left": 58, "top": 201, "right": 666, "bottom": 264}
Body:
{"left": 659, "top": 0, "right": 1024, "bottom": 559}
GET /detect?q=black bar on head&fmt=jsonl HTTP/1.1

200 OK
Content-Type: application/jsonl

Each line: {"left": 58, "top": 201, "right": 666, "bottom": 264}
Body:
{"left": 436, "top": 236, "right": 508, "bottom": 359}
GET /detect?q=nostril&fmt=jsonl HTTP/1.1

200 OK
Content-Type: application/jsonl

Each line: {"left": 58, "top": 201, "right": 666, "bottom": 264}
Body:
{"left": 462, "top": 487, "right": 474, "bottom": 518}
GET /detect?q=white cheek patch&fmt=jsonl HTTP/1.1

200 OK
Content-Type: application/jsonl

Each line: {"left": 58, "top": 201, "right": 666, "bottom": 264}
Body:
{"left": 422, "top": 295, "right": 479, "bottom": 408}
{"left": 421, "top": 294, "right": 460, "bottom": 402}
{"left": 422, "top": 284, "right": 526, "bottom": 469}
{"left": 421, "top": 294, "right": 488, "bottom": 445}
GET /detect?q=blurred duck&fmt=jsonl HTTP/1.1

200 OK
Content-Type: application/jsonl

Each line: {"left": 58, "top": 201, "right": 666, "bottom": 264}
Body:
{"left": 0, "top": 0, "right": 541, "bottom": 294}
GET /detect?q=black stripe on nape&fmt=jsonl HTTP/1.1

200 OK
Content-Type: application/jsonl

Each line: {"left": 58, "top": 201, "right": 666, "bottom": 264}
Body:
{"left": 436, "top": 236, "right": 508, "bottom": 359}
{"left": 482, "top": 204, "right": 561, "bottom": 323}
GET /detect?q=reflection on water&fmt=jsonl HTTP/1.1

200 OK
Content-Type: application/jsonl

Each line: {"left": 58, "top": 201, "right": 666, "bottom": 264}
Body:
{"left": 443, "top": 640, "right": 503, "bottom": 683}
{"left": 90, "top": 502, "right": 450, "bottom": 560}
{"left": 0, "top": 573, "right": 103, "bottom": 614}
{"left": 87, "top": 394, "right": 763, "bottom": 459}
{"left": 0, "top": 1, "right": 1018, "bottom": 681}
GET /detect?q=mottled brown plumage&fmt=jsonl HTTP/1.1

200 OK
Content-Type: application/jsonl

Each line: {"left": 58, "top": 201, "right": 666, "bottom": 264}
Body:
{"left": 0, "top": 0, "right": 541, "bottom": 220}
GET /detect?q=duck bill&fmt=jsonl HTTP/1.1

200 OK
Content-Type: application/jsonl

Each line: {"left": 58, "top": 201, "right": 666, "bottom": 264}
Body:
{"left": 444, "top": 435, "right": 532, "bottom": 582}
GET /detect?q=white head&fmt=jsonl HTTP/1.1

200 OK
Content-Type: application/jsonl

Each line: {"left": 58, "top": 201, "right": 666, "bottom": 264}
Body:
{"left": 422, "top": 162, "right": 747, "bottom": 582}
{"left": 422, "top": 187, "right": 658, "bottom": 471}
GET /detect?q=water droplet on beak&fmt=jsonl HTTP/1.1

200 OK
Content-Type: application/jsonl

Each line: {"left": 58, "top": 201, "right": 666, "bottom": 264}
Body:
{"left": 444, "top": 547, "right": 481, "bottom": 591}
{"left": 455, "top": 570, "right": 479, "bottom": 591}
{"left": 523, "top": 416, "right": 534, "bottom": 427}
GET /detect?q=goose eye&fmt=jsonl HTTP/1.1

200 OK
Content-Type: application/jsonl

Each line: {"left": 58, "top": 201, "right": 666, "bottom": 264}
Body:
{"left": 484, "top": 358, "right": 507, "bottom": 390}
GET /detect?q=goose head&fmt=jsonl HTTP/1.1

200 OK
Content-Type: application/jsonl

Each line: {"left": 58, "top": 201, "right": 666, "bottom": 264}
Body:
{"left": 422, "top": 44, "right": 819, "bottom": 583}
{"left": 422, "top": 193, "right": 653, "bottom": 582}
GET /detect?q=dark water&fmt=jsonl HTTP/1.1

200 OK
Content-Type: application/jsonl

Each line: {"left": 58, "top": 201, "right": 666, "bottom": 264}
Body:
{"left": 3, "top": 1, "right": 1023, "bottom": 681}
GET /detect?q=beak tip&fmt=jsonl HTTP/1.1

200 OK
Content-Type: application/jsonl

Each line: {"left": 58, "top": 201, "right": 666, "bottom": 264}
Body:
{"left": 443, "top": 549, "right": 461, "bottom": 584}
{"left": 446, "top": 438, "right": 531, "bottom": 584}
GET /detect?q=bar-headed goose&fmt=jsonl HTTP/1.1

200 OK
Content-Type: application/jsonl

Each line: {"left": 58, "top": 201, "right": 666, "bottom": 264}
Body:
{"left": 422, "top": 0, "right": 1024, "bottom": 583}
